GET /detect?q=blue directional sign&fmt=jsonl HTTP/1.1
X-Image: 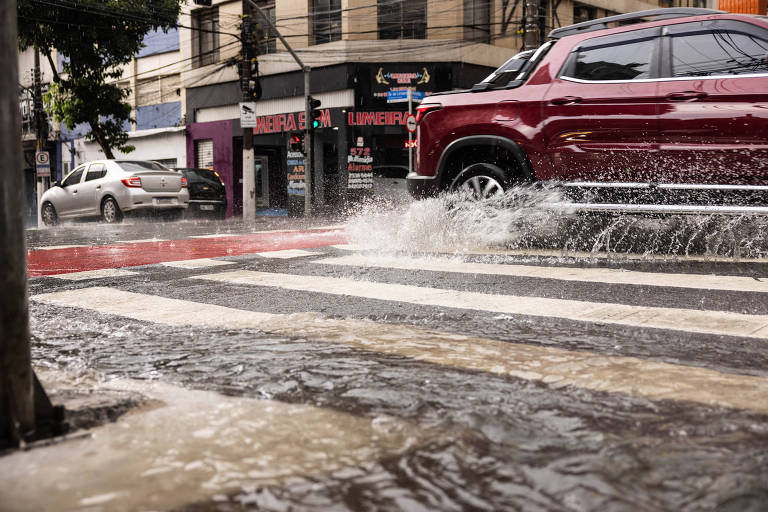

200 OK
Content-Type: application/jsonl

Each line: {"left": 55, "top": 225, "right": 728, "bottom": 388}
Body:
{"left": 386, "top": 90, "right": 425, "bottom": 103}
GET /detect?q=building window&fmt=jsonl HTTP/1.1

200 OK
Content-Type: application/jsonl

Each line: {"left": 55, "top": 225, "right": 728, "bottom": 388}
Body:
{"left": 193, "top": 7, "right": 219, "bottom": 67}
{"left": 573, "top": 3, "right": 597, "bottom": 24}
{"left": 255, "top": 4, "right": 277, "bottom": 54}
{"left": 464, "top": 0, "right": 491, "bottom": 43}
{"left": 378, "top": 0, "right": 427, "bottom": 40}
{"left": 313, "top": 0, "right": 341, "bottom": 45}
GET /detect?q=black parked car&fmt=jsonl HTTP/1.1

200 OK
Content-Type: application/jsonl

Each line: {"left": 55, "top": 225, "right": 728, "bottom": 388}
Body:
{"left": 174, "top": 168, "right": 227, "bottom": 219}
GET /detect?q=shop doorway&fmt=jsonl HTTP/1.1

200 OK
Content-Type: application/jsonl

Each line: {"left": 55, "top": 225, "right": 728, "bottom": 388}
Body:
{"left": 323, "top": 142, "right": 341, "bottom": 208}
{"left": 254, "top": 146, "right": 287, "bottom": 211}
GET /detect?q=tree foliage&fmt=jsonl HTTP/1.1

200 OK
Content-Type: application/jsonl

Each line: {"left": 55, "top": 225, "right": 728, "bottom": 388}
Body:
{"left": 18, "top": 0, "right": 182, "bottom": 158}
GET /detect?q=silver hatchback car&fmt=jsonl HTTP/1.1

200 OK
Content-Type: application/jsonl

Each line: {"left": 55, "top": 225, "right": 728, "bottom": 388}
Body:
{"left": 40, "top": 160, "right": 190, "bottom": 225}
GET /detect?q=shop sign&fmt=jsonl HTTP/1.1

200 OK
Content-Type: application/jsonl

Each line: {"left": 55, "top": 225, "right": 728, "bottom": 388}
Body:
{"left": 253, "top": 109, "right": 332, "bottom": 135}
{"left": 373, "top": 65, "right": 435, "bottom": 101}
{"left": 347, "top": 147, "right": 373, "bottom": 190}
{"left": 287, "top": 150, "right": 306, "bottom": 196}
{"left": 347, "top": 111, "right": 413, "bottom": 127}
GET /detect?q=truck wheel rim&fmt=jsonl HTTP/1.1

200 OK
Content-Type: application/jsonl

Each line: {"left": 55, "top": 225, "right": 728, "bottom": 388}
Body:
{"left": 459, "top": 176, "right": 505, "bottom": 199}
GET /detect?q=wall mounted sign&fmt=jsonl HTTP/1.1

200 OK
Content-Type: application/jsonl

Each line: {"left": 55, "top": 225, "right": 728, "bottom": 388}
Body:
{"left": 347, "top": 147, "right": 373, "bottom": 190}
{"left": 286, "top": 150, "right": 306, "bottom": 196}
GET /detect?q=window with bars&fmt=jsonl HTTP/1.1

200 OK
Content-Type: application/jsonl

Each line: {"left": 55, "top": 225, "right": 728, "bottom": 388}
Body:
{"left": 193, "top": 7, "right": 219, "bottom": 67}
{"left": 313, "top": 0, "right": 342, "bottom": 45}
{"left": 464, "top": 0, "right": 491, "bottom": 43}
{"left": 378, "top": 0, "right": 427, "bottom": 40}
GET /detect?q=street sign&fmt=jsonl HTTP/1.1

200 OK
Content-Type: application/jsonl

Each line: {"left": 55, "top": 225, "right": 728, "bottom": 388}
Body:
{"left": 386, "top": 90, "right": 425, "bottom": 103}
{"left": 405, "top": 114, "right": 417, "bottom": 133}
{"left": 35, "top": 151, "right": 51, "bottom": 178}
{"left": 239, "top": 102, "right": 257, "bottom": 128}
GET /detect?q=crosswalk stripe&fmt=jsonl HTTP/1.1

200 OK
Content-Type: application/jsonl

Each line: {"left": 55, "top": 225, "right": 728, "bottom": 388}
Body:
{"left": 332, "top": 245, "right": 768, "bottom": 263}
{"left": 255, "top": 249, "right": 322, "bottom": 259}
{"left": 315, "top": 254, "right": 768, "bottom": 293}
{"left": 45, "top": 269, "right": 140, "bottom": 281}
{"left": 29, "top": 244, "right": 91, "bottom": 251}
{"left": 161, "top": 258, "right": 234, "bottom": 269}
{"left": 31, "top": 287, "right": 768, "bottom": 414}
{"left": 195, "top": 270, "right": 768, "bottom": 340}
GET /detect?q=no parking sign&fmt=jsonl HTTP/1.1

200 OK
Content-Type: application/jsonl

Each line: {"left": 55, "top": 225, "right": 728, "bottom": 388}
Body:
{"left": 35, "top": 151, "right": 51, "bottom": 178}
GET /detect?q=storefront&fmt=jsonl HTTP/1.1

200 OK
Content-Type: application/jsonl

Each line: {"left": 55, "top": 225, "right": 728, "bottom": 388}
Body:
{"left": 186, "top": 61, "right": 494, "bottom": 217}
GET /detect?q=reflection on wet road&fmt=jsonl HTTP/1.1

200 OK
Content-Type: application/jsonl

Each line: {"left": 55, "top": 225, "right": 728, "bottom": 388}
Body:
{"left": 7, "top": 209, "right": 768, "bottom": 510}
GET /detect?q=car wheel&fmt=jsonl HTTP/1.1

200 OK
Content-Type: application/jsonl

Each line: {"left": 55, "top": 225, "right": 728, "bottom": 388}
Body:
{"left": 101, "top": 197, "right": 122, "bottom": 224}
{"left": 41, "top": 202, "right": 58, "bottom": 226}
{"left": 451, "top": 163, "right": 508, "bottom": 200}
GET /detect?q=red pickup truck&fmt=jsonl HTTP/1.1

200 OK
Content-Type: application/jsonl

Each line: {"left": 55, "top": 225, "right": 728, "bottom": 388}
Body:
{"left": 408, "top": 8, "right": 768, "bottom": 215}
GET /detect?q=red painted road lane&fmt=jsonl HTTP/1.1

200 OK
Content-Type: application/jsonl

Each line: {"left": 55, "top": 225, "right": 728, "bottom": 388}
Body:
{"left": 27, "top": 228, "right": 347, "bottom": 277}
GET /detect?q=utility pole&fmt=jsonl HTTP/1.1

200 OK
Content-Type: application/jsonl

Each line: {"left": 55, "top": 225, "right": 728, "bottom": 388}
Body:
{"left": 523, "top": 0, "right": 540, "bottom": 50}
{"left": 1, "top": 0, "right": 35, "bottom": 447}
{"left": 240, "top": 9, "right": 256, "bottom": 221}
{"left": 246, "top": 0, "right": 312, "bottom": 217}
{"left": 34, "top": 47, "right": 50, "bottom": 227}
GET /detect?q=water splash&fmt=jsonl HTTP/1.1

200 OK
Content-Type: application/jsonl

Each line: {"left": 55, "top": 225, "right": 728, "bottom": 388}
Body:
{"left": 344, "top": 186, "right": 768, "bottom": 260}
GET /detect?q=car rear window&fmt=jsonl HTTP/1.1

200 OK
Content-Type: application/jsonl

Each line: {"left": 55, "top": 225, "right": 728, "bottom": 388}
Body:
{"left": 183, "top": 168, "right": 221, "bottom": 185}
{"left": 116, "top": 161, "right": 172, "bottom": 172}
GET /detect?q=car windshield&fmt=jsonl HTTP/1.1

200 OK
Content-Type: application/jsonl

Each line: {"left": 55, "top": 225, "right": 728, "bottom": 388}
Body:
{"left": 116, "top": 161, "right": 172, "bottom": 172}
{"left": 481, "top": 50, "right": 535, "bottom": 86}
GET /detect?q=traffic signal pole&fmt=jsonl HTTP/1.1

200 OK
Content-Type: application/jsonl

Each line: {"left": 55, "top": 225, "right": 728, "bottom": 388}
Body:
{"left": 246, "top": 0, "right": 313, "bottom": 216}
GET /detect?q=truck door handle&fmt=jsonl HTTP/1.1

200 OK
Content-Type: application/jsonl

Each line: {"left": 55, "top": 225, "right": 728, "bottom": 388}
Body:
{"left": 550, "top": 96, "right": 582, "bottom": 105}
{"left": 665, "top": 91, "right": 708, "bottom": 101}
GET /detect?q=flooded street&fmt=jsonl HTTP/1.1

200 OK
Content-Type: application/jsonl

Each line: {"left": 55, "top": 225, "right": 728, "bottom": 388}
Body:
{"left": 5, "top": 195, "right": 768, "bottom": 511}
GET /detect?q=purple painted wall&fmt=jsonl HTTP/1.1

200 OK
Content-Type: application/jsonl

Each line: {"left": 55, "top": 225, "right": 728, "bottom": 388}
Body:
{"left": 186, "top": 120, "right": 237, "bottom": 218}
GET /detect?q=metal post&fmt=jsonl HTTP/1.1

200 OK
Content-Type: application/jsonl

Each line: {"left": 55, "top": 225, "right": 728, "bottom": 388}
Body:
{"left": 1, "top": 0, "right": 35, "bottom": 447}
{"left": 407, "top": 86, "right": 413, "bottom": 176}
{"left": 246, "top": 0, "right": 312, "bottom": 216}
{"left": 34, "top": 47, "right": 49, "bottom": 228}
{"left": 304, "top": 69, "right": 312, "bottom": 216}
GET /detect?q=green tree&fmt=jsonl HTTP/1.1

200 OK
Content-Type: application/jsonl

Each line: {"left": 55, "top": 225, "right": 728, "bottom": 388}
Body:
{"left": 18, "top": 0, "right": 182, "bottom": 158}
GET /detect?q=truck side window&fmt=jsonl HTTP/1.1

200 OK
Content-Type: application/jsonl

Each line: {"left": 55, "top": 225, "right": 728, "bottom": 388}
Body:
{"left": 668, "top": 21, "right": 768, "bottom": 78}
{"left": 562, "top": 28, "right": 659, "bottom": 81}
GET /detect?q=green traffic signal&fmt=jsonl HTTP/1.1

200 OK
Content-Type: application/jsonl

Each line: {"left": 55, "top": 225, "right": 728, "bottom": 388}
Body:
{"left": 308, "top": 96, "right": 322, "bottom": 130}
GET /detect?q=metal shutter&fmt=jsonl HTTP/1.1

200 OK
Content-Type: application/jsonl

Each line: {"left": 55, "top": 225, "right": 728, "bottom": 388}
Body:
{"left": 195, "top": 139, "right": 214, "bottom": 169}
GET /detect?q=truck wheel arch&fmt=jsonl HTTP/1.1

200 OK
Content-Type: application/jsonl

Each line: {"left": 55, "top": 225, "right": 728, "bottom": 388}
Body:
{"left": 436, "top": 135, "right": 535, "bottom": 188}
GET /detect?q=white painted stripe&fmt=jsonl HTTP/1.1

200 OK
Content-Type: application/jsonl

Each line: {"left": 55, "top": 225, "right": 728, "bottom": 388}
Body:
{"left": 31, "top": 287, "right": 768, "bottom": 414}
{"left": 47, "top": 269, "right": 140, "bottom": 281}
{"left": 30, "top": 244, "right": 91, "bottom": 251}
{"left": 316, "top": 254, "right": 768, "bottom": 294}
{"left": 196, "top": 270, "right": 768, "bottom": 340}
{"left": 255, "top": 249, "right": 321, "bottom": 259}
{"left": 188, "top": 233, "right": 240, "bottom": 239}
{"left": 331, "top": 245, "right": 768, "bottom": 263}
{"left": 161, "top": 258, "right": 234, "bottom": 269}
{"left": 115, "top": 238, "right": 167, "bottom": 244}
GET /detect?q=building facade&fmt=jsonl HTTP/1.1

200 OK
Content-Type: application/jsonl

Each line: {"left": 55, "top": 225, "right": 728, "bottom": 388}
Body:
{"left": 24, "top": 0, "right": 724, "bottom": 224}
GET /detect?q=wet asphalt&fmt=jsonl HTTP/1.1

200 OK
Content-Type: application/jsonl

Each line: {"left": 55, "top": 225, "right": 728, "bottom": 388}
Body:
{"left": 21, "top": 213, "right": 768, "bottom": 511}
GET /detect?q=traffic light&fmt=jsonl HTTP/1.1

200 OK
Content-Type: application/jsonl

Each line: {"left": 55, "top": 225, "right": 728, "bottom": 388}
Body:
{"left": 289, "top": 131, "right": 304, "bottom": 153}
{"left": 308, "top": 96, "right": 322, "bottom": 129}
